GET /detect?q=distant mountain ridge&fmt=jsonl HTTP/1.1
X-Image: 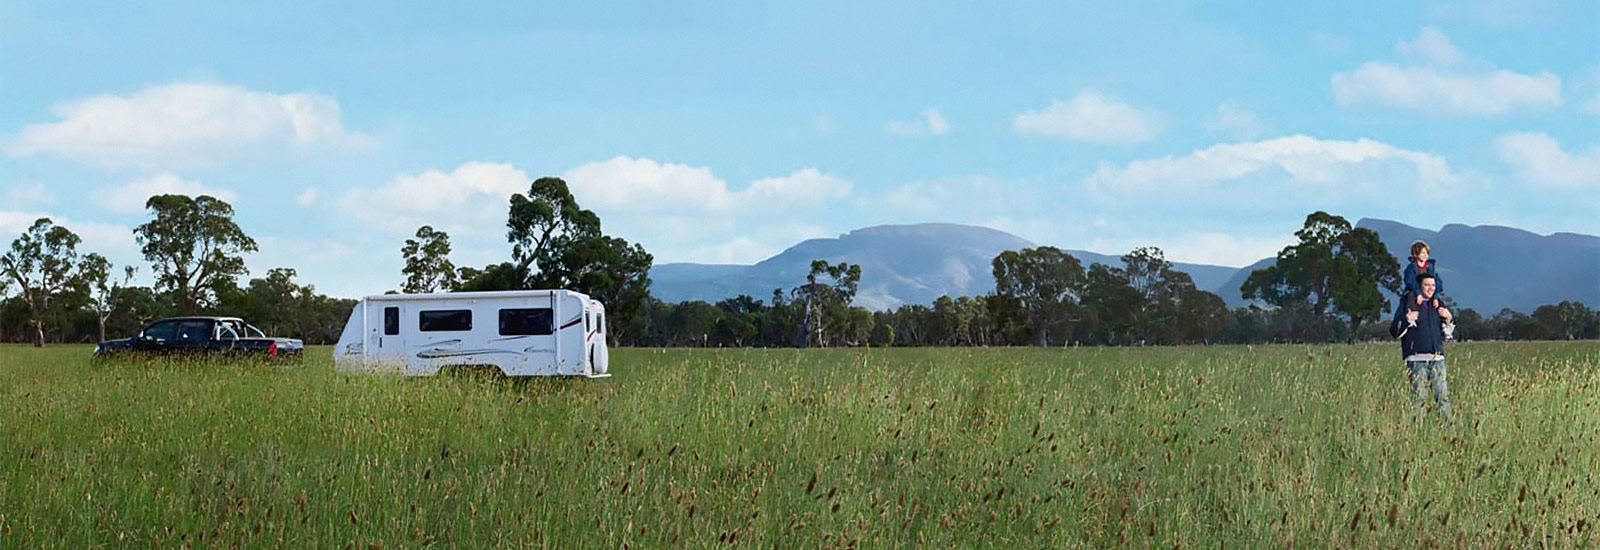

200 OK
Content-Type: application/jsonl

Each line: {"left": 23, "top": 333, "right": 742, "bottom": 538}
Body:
{"left": 650, "top": 221, "right": 1598, "bottom": 313}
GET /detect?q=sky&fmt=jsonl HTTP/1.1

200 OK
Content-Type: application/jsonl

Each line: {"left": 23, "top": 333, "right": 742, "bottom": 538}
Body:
{"left": 2, "top": 0, "right": 1597, "bottom": 299}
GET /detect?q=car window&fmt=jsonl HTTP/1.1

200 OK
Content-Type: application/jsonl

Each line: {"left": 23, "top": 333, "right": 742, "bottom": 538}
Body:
{"left": 245, "top": 324, "right": 266, "bottom": 338}
{"left": 143, "top": 321, "right": 178, "bottom": 341}
{"left": 176, "top": 320, "right": 211, "bottom": 343}
{"left": 217, "top": 323, "right": 240, "bottom": 340}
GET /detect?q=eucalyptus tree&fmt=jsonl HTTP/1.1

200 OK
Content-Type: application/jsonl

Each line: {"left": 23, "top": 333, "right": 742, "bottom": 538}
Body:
{"left": 134, "top": 194, "right": 257, "bottom": 314}
{"left": 992, "top": 246, "right": 1085, "bottom": 347}
{"left": 2, "top": 218, "right": 83, "bottom": 346}
{"left": 1242, "top": 211, "right": 1401, "bottom": 341}
{"left": 792, "top": 260, "right": 861, "bottom": 347}
{"left": 506, "top": 177, "right": 600, "bottom": 278}
{"left": 79, "top": 253, "right": 136, "bottom": 342}
{"left": 401, "top": 225, "right": 457, "bottom": 293}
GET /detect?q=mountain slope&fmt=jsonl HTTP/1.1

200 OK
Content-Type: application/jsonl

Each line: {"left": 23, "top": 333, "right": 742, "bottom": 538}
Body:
{"left": 651, "top": 220, "right": 1597, "bottom": 313}
{"left": 652, "top": 223, "right": 1240, "bottom": 310}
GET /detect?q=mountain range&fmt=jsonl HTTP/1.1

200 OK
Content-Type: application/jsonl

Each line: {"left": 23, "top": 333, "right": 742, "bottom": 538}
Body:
{"left": 651, "top": 221, "right": 1599, "bottom": 314}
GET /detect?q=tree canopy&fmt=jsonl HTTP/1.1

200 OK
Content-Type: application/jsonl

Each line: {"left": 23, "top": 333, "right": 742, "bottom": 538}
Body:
{"left": 1241, "top": 211, "right": 1401, "bottom": 341}
{"left": 401, "top": 225, "right": 457, "bottom": 293}
{"left": 134, "top": 194, "right": 258, "bottom": 314}
{"left": 2, "top": 218, "right": 84, "bottom": 346}
{"left": 992, "top": 246, "right": 1085, "bottom": 346}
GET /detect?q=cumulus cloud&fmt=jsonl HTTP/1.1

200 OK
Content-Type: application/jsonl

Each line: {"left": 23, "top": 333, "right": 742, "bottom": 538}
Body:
{"left": 1494, "top": 132, "right": 1600, "bottom": 189}
{"left": 878, "top": 177, "right": 1025, "bottom": 218}
{"left": 6, "top": 83, "right": 371, "bottom": 169}
{"left": 99, "top": 173, "right": 239, "bottom": 213}
{"left": 1581, "top": 74, "right": 1600, "bottom": 116}
{"left": 296, "top": 187, "right": 319, "bottom": 207}
{"left": 339, "top": 162, "right": 529, "bottom": 233}
{"left": 4, "top": 181, "right": 53, "bottom": 208}
{"left": 0, "top": 210, "right": 139, "bottom": 267}
{"left": 1085, "top": 135, "right": 1462, "bottom": 203}
{"left": 1013, "top": 91, "right": 1163, "bottom": 144}
{"left": 562, "top": 156, "right": 851, "bottom": 214}
{"left": 671, "top": 223, "right": 830, "bottom": 265}
{"left": 1396, "top": 27, "right": 1465, "bottom": 67}
{"left": 886, "top": 108, "right": 950, "bottom": 137}
{"left": 1205, "top": 102, "right": 1265, "bottom": 140}
{"left": 1087, "top": 232, "right": 1297, "bottom": 269}
{"left": 1331, "top": 27, "right": 1562, "bottom": 115}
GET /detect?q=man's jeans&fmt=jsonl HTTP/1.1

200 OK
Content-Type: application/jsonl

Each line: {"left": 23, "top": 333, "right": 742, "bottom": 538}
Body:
{"left": 1405, "top": 359, "right": 1452, "bottom": 425}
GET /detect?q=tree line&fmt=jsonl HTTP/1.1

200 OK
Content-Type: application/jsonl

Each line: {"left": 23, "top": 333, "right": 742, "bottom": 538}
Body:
{"left": 609, "top": 212, "right": 1599, "bottom": 347}
{"left": 6, "top": 187, "right": 1596, "bottom": 347}
{"left": 2, "top": 196, "right": 354, "bottom": 346}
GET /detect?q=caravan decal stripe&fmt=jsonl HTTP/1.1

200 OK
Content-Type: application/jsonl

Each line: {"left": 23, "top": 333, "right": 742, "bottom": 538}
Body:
{"left": 559, "top": 317, "right": 583, "bottom": 330}
{"left": 417, "top": 349, "right": 526, "bottom": 359}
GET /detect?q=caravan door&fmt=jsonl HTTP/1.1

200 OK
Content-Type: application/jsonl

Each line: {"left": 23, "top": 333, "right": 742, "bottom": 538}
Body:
{"left": 369, "top": 304, "right": 407, "bottom": 370}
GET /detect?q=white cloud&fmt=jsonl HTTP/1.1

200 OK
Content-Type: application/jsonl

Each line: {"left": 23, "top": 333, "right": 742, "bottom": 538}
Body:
{"left": 296, "top": 187, "right": 319, "bottom": 207}
{"left": 1581, "top": 74, "right": 1600, "bottom": 116}
{"left": 886, "top": 108, "right": 950, "bottom": 137}
{"left": 1085, "top": 135, "right": 1462, "bottom": 201}
{"left": 1087, "top": 232, "right": 1296, "bottom": 268}
{"left": 1013, "top": 91, "right": 1163, "bottom": 144}
{"left": 1331, "top": 27, "right": 1562, "bottom": 115}
{"left": 562, "top": 156, "right": 851, "bottom": 214}
{"left": 100, "top": 173, "right": 239, "bottom": 213}
{"left": 6, "top": 83, "right": 371, "bottom": 169}
{"left": 4, "top": 181, "right": 53, "bottom": 208}
{"left": 1396, "top": 27, "right": 1465, "bottom": 67}
{"left": 0, "top": 210, "right": 139, "bottom": 269}
{"left": 1494, "top": 132, "right": 1600, "bottom": 189}
{"left": 879, "top": 177, "right": 1021, "bottom": 217}
{"left": 339, "top": 162, "right": 529, "bottom": 233}
{"left": 1206, "top": 102, "right": 1265, "bottom": 139}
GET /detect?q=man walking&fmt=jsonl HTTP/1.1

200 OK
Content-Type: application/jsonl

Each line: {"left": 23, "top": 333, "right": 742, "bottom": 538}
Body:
{"left": 1390, "top": 272, "right": 1453, "bottom": 426}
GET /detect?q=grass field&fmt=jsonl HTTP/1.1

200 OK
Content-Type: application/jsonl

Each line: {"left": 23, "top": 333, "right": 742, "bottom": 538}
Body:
{"left": 2, "top": 342, "right": 1597, "bottom": 549}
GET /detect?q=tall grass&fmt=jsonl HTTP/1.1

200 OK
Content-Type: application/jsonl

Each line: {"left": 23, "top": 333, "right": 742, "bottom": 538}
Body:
{"left": 1, "top": 342, "right": 1596, "bottom": 548}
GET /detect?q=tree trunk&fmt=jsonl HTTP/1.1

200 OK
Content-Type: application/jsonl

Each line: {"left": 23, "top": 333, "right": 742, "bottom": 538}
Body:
{"left": 33, "top": 320, "right": 44, "bottom": 347}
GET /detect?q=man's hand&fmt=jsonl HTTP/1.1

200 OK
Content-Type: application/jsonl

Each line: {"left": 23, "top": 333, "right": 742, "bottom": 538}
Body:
{"left": 1438, "top": 307, "right": 1452, "bottom": 322}
{"left": 1406, "top": 310, "right": 1419, "bottom": 325}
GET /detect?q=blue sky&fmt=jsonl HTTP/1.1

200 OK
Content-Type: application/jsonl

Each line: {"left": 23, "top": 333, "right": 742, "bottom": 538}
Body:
{"left": 3, "top": 0, "right": 1597, "bottom": 298}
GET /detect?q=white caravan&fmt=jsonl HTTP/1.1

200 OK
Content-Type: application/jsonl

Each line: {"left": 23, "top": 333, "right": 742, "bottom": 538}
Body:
{"left": 332, "top": 290, "right": 610, "bottom": 378}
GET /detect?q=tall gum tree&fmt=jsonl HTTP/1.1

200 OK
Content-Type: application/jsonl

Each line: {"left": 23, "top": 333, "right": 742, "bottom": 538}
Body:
{"left": 992, "top": 246, "right": 1085, "bottom": 347}
{"left": 134, "top": 194, "right": 258, "bottom": 314}
{"left": 1242, "top": 211, "right": 1400, "bottom": 341}
{"left": 2, "top": 218, "right": 83, "bottom": 346}
{"left": 401, "top": 225, "right": 457, "bottom": 293}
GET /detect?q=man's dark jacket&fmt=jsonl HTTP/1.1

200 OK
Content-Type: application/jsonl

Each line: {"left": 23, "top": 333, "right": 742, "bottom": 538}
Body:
{"left": 1390, "top": 292, "right": 1445, "bottom": 358}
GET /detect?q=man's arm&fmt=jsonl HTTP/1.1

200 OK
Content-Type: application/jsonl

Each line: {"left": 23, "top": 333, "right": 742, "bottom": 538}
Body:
{"left": 1389, "top": 301, "right": 1409, "bottom": 338}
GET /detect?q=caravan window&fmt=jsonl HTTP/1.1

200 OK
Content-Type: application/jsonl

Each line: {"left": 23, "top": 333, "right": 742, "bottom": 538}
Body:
{"left": 499, "top": 308, "right": 554, "bottom": 336}
{"left": 419, "top": 310, "right": 472, "bottom": 332}
{"left": 384, "top": 307, "right": 399, "bottom": 335}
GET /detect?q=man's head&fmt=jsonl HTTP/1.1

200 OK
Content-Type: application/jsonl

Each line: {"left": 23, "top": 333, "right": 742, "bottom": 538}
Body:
{"left": 1417, "top": 272, "right": 1437, "bottom": 299}
{"left": 1410, "top": 240, "right": 1430, "bottom": 264}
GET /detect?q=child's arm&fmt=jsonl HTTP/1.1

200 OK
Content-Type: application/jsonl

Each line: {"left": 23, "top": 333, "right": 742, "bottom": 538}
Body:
{"left": 1430, "top": 260, "right": 1444, "bottom": 295}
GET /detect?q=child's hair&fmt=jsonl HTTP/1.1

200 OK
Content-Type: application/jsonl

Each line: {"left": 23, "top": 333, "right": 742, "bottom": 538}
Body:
{"left": 1409, "top": 240, "right": 1430, "bottom": 259}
